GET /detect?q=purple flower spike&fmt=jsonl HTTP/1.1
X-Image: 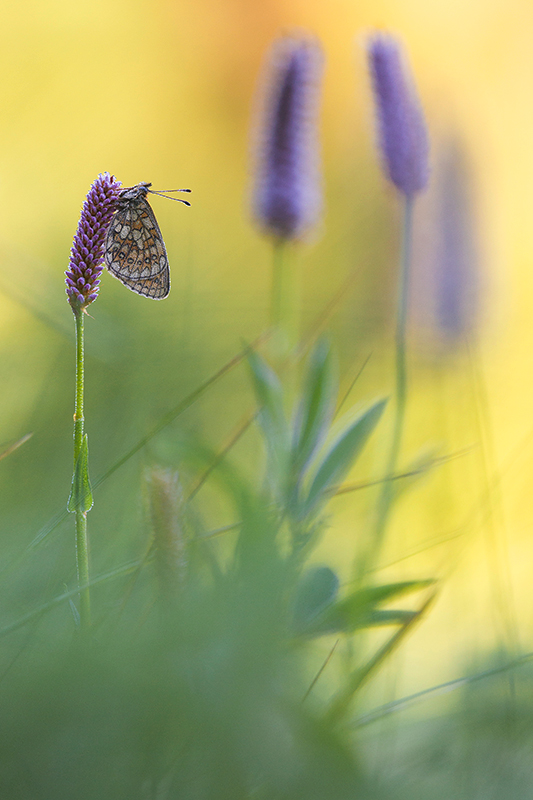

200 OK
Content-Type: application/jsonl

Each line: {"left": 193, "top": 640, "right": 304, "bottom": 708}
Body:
{"left": 65, "top": 173, "right": 121, "bottom": 311}
{"left": 367, "top": 34, "right": 429, "bottom": 196}
{"left": 432, "top": 140, "right": 479, "bottom": 343}
{"left": 251, "top": 34, "right": 324, "bottom": 240}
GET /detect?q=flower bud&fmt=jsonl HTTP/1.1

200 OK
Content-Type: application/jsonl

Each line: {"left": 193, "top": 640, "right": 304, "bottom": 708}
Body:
{"left": 367, "top": 34, "right": 429, "bottom": 196}
{"left": 251, "top": 34, "right": 324, "bottom": 240}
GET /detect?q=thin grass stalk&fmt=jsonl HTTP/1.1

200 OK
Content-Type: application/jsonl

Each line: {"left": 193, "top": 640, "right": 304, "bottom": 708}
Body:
{"left": 372, "top": 195, "right": 414, "bottom": 560}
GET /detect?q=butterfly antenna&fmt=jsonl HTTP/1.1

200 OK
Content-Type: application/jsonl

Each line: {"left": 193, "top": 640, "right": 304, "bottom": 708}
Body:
{"left": 149, "top": 188, "right": 192, "bottom": 206}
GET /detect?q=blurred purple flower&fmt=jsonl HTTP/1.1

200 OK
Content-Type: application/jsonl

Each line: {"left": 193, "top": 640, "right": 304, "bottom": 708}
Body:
{"left": 251, "top": 34, "right": 324, "bottom": 240}
{"left": 431, "top": 140, "right": 480, "bottom": 342}
{"left": 367, "top": 34, "right": 429, "bottom": 196}
{"left": 65, "top": 173, "right": 121, "bottom": 311}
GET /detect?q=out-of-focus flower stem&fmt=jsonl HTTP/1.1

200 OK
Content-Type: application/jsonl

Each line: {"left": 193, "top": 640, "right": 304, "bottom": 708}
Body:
{"left": 270, "top": 239, "right": 298, "bottom": 357}
{"left": 73, "top": 305, "right": 91, "bottom": 629}
{"left": 373, "top": 195, "right": 414, "bottom": 557}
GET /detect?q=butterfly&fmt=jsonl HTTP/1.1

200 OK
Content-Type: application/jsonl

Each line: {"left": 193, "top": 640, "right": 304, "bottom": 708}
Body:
{"left": 104, "top": 182, "right": 190, "bottom": 299}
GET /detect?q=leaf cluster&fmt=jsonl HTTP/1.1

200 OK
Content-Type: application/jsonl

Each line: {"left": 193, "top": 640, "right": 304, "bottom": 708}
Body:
{"left": 248, "top": 338, "right": 386, "bottom": 546}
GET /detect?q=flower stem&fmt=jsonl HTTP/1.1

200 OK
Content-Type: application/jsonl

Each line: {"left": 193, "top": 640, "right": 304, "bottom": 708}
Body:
{"left": 270, "top": 239, "right": 298, "bottom": 358}
{"left": 73, "top": 307, "right": 84, "bottom": 462}
{"left": 271, "top": 238, "right": 287, "bottom": 330}
{"left": 73, "top": 306, "right": 91, "bottom": 628}
{"left": 372, "top": 195, "right": 415, "bottom": 558}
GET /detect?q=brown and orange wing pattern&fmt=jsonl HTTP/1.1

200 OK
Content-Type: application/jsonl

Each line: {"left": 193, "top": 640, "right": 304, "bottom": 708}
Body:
{"left": 104, "top": 187, "right": 170, "bottom": 299}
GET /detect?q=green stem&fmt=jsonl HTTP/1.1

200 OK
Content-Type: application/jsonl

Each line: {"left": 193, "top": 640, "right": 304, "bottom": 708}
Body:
{"left": 73, "top": 307, "right": 91, "bottom": 628}
{"left": 270, "top": 238, "right": 286, "bottom": 332}
{"left": 270, "top": 238, "right": 298, "bottom": 358}
{"left": 73, "top": 307, "right": 84, "bottom": 463}
{"left": 372, "top": 195, "right": 415, "bottom": 558}
{"left": 75, "top": 509, "right": 90, "bottom": 625}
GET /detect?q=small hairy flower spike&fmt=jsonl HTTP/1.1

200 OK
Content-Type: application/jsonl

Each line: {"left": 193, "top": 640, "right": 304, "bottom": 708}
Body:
{"left": 146, "top": 466, "right": 188, "bottom": 594}
{"left": 367, "top": 34, "right": 429, "bottom": 196}
{"left": 65, "top": 173, "right": 121, "bottom": 310}
{"left": 251, "top": 34, "right": 324, "bottom": 240}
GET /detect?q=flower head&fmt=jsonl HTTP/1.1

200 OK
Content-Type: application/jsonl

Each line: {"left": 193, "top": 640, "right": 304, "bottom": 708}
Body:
{"left": 65, "top": 173, "right": 121, "bottom": 311}
{"left": 251, "top": 34, "right": 324, "bottom": 240}
{"left": 367, "top": 34, "right": 429, "bottom": 196}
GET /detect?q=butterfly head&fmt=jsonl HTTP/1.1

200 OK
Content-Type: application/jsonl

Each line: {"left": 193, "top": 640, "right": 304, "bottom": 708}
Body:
{"left": 116, "top": 182, "right": 191, "bottom": 207}
{"left": 117, "top": 182, "right": 152, "bottom": 206}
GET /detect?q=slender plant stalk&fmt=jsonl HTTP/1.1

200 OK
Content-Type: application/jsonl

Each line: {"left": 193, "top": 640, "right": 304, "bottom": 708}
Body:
{"left": 270, "top": 239, "right": 298, "bottom": 358}
{"left": 372, "top": 196, "right": 415, "bottom": 558}
{"left": 65, "top": 174, "right": 120, "bottom": 628}
{"left": 364, "top": 34, "right": 429, "bottom": 566}
{"left": 73, "top": 306, "right": 91, "bottom": 628}
{"left": 270, "top": 238, "right": 285, "bottom": 331}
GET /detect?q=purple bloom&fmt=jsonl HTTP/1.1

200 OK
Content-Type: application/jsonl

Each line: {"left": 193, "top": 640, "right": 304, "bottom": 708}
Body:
{"left": 65, "top": 173, "right": 121, "bottom": 310}
{"left": 367, "top": 34, "right": 429, "bottom": 196}
{"left": 430, "top": 139, "right": 479, "bottom": 343}
{"left": 251, "top": 34, "right": 324, "bottom": 240}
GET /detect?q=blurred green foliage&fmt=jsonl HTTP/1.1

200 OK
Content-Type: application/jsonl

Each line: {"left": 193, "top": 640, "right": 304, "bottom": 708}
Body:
{"left": 0, "top": 339, "right": 436, "bottom": 798}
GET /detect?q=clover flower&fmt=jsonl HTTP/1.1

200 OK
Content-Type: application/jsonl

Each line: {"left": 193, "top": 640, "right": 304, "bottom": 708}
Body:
{"left": 251, "top": 34, "right": 324, "bottom": 240}
{"left": 65, "top": 173, "right": 121, "bottom": 310}
{"left": 367, "top": 34, "right": 429, "bottom": 196}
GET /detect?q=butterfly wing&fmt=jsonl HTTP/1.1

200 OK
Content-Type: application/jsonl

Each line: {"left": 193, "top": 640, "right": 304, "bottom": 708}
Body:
{"left": 105, "top": 196, "right": 170, "bottom": 299}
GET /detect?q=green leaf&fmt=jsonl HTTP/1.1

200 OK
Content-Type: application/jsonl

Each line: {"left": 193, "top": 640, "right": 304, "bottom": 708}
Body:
{"left": 314, "top": 607, "right": 417, "bottom": 635}
{"left": 325, "top": 592, "right": 437, "bottom": 724}
{"left": 302, "top": 579, "right": 434, "bottom": 636}
{"left": 363, "top": 609, "right": 417, "bottom": 626}
{"left": 247, "top": 348, "right": 290, "bottom": 481}
{"left": 338, "top": 579, "right": 435, "bottom": 608}
{"left": 301, "top": 398, "right": 387, "bottom": 519}
{"left": 67, "top": 435, "right": 93, "bottom": 513}
{"left": 292, "top": 565, "right": 339, "bottom": 633}
{"left": 291, "top": 337, "right": 336, "bottom": 476}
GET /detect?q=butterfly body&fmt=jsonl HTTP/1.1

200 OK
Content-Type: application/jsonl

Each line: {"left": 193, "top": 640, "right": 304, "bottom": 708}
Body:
{"left": 105, "top": 182, "right": 170, "bottom": 299}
